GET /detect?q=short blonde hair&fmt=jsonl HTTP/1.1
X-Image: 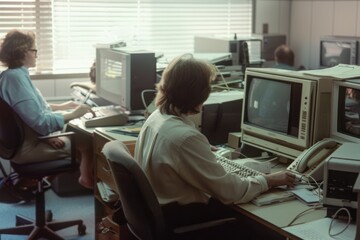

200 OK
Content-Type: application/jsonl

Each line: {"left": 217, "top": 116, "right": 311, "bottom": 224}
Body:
{"left": 156, "top": 54, "right": 216, "bottom": 115}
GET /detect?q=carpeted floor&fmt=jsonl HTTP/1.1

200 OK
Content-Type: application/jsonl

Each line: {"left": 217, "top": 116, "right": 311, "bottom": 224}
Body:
{"left": 0, "top": 189, "right": 95, "bottom": 240}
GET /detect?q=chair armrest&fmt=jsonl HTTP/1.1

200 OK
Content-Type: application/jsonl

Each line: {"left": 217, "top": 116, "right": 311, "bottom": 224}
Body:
{"left": 37, "top": 131, "right": 75, "bottom": 140}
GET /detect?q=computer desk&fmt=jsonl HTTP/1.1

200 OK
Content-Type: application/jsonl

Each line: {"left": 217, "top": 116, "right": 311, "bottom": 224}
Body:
{"left": 67, "top": 119, "right": 327, "bottom": 240}
{"left": 233, "top": 199, "right": 326, "bottom": 239}
{"left": 67, "top": 119, "right": 138, "bottom": 240}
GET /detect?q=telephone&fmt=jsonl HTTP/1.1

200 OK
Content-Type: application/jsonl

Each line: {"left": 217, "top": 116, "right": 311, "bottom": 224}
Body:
{"left": 287, "top": 138, "right": 340, "bottom": 181}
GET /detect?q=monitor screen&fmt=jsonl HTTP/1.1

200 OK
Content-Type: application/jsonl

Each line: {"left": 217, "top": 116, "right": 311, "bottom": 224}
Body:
{"left": 96, "top": 48, "right": 156, "bottom": 111}
{"left": 245, "top": 77, "right": 302, "bottom": 136}
{"left": 320, "top": 41, "right": 351, "bottom": 67}
{"left": 96, "top": 49, "right": 129, "bottom": 108}
{"left": 242, "top": 68, "right": 333, "bottom": 159}
{"left": 333, "top": 79, "right": 360, "bottom": 142}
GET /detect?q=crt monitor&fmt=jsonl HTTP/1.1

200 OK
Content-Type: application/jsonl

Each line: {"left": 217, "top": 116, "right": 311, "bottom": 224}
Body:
{"left": 320, "top": 36, "right": 360, "bottom": 68}
{"left": 96, "top": 48, "right": 156, "bottom": 112}
{"left": 331, "top": 79, "right": 360, "bottom": 144}
{"left": 241, "top": 68, "right": 333, "bottom": 159}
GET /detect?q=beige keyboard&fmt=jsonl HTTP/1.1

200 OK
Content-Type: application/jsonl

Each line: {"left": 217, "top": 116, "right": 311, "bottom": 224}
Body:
{"left": 215, "top": 153, "right": 264, "bottom": 177}
{"left": 81, "top": 105, "right": 128, "bottom": 127}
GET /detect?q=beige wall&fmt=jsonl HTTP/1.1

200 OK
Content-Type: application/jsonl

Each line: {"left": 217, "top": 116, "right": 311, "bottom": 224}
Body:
{"left": 256, "top": 0, "right": 360, "bottom": 70}
{"left": 289, "top": 0, "right": 360, "bottom": 70}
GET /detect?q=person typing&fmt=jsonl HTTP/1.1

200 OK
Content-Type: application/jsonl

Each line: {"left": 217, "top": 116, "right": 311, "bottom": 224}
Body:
{"left": 134, "top": 54, "right": 296, "bottom": 238}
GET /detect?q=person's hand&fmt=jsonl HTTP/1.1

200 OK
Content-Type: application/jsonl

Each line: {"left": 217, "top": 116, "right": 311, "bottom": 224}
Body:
{"left": 44, "top": 137, "right": 65, "bottom": 149}
{"left": 210, "top": 145, "right": 219, "bottom": 151}
{"left": 264, "top": 171, "right": 296, "bottom": 189}
{"left": 63, "top": 104, "right": 94, "bottom": 122}
{"left": 72, "top": 104, "right": 94, "bottom": 118}
{"left": 64, "top": 101, "right": 80, "bottom": 109}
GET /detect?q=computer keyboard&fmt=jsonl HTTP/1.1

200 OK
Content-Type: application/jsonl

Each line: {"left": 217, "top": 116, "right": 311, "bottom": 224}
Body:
{"left": 81, "top": 105, "right": 128, "bottom": 127}
{"left": 215, "top": 153, "right": 264, "bottom": 177}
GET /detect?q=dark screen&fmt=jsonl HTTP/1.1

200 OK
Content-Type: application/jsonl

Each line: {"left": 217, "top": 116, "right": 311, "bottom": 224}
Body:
{"left": 245, "top": 77, "right": 302, "bottom": 137}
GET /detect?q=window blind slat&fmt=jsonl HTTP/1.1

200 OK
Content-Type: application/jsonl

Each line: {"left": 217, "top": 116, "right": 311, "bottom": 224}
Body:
{"left": 0, "top": 0, "right": 252, "bottom": 74}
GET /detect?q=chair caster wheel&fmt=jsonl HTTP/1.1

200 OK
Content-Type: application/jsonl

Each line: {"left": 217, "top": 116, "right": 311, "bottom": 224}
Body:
{"left": 78, "top": 224, "right": 86, "bottom": 236}
{"left": 45, "top": 210, "right": 53, "bottom": 222}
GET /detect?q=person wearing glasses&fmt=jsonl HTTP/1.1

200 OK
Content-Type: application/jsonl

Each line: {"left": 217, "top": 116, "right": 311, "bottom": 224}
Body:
{"left": 0, "top": 30, "right": 94, "bottom": 189}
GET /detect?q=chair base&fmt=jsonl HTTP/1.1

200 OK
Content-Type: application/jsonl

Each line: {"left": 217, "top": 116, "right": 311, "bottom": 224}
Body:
{"left": 0, "top": 214, "right": 86, "bottom": 240}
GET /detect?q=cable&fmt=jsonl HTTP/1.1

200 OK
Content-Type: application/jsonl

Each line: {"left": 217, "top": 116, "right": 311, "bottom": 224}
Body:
{"left": 214, "top": 65, "right": 230, "bottom": 91}
{"left": 328, "top": 207, "right": 352, "bottom": 237}
{"left": 141, "top": 89, "right": 156, "bottom": 110}
{"left": 286, "top": 205, "right": 325, "bottom": 227}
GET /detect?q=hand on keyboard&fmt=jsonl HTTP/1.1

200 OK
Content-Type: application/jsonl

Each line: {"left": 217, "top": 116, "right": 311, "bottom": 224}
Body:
{"left": 263, "top": 171, "right": 296, "bottom": 189}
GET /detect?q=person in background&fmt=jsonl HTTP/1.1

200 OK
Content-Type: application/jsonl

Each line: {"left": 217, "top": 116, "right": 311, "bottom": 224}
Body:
{"left": 0, "top": 29, "right": 94, "bottom": 189}
{"left": 273, "top": 44, "right": 296, "bottom": 70}
{"left": 134, "top": 54, "right": 296, "bottom": 238}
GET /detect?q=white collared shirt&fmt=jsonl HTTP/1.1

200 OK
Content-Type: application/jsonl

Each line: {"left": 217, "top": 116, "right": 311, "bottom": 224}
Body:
{"left": 135, "top": 109, "right": 269, "bottom": 205}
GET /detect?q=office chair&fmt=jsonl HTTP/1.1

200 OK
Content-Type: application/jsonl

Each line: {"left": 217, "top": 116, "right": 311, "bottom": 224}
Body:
{"left": 0, "top": 97, "right": 86, "bottom": 240}
{"left": 102, "top": 140, "right": 238, "bottom": 240}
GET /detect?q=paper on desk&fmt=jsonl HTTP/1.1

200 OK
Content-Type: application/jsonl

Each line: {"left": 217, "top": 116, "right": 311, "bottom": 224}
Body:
{"left": 284, "top": 218, "right": 355, "bottom": 240}
{"left": 301, "top": 64, "right": 360, "bottom": 80}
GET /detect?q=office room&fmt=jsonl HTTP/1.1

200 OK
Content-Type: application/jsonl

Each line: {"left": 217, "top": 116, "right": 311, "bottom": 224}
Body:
{"left": 0, "top": 0, "right": 360, "bottom": 239}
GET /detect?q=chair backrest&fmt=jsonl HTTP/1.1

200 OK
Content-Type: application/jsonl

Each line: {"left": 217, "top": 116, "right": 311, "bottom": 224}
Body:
{"left": 102, "top": 140, "right": 167, "bottom": 240}
{"left": 0, "top": 97, "right": 23, "bottom": 160}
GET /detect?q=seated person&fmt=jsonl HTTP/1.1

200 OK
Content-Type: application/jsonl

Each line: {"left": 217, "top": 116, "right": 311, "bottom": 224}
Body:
{"left": 273, "top": 44, "right": 296, "bottom": 70}
{"left": 134, "top": 54, "right": 296, "bottom": 237}
{"left": 0, "top": 29, "right": 94, "bottom": 189}
{"left": 69, "top": 61, "right": 96, "bottom": 93}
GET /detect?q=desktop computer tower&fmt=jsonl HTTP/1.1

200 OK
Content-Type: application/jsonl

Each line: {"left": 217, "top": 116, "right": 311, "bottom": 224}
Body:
{"left": 254, "top": 34, "right": 287, "bottom": 61}
{"left": 252, "top": 34, "right": 287, "bottom": 67}
{"left": 127, "top": 51, "right": 157, "bottom": 111}
{"left": 189, "top": 91, "right": 244, "bottom": 145}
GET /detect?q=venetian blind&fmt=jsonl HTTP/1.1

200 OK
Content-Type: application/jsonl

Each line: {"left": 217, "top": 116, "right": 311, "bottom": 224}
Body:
{"left": 0, "top": 0, "right": 53, "bottom": 73}
{"left": 1, "top": 0, "right": 253, "bottom": 74}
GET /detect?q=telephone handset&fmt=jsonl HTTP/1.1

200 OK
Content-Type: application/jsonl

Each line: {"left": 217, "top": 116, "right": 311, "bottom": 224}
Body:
{"left": 287, "top": 138, "right": 339, "bottom": 181}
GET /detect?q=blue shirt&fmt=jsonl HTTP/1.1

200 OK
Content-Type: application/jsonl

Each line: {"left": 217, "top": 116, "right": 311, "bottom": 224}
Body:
{"left": 0, "top": 67, "right": 64, "bottom": 135}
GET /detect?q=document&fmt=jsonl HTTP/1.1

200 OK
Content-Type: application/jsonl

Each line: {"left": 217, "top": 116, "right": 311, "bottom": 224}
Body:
{"left": 301, "top": 64, "right": 360, "bottom": 80}
{"left": 284, "top": 218, "right": 355, "bottom": 240}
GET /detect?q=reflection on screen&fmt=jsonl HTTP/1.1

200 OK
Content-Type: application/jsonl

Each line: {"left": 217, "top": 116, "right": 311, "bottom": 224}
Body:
{"left": 341, "top": 87, "right": 360, "bottom": 137}
{"left": 321, "top": 42, "right": 351, "bottom": 67}
{"left": 101, "top": 59, "right": 124, "bottom": 95}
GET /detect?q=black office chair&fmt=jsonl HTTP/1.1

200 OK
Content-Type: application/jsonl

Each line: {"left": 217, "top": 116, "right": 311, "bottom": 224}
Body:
{"left": 102, "top": 140, "right": 238, "bottom": 240}
{"left": 0, "top": 97, "right": 86, "bottom": 239}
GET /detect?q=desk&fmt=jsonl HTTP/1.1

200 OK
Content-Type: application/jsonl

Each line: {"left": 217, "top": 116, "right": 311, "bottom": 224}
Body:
{"left": 68, "top": 120, "right": 328, "bottom": 240}
{"left": 234, "top": 200, "right": 326, "bottom": 239}
{"left": 67, "top": 120, "right": 137, "bottom": 240}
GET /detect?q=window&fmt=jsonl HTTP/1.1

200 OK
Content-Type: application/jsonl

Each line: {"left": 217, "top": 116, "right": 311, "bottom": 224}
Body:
{"left": 0, "top": 0, "right": 253, "bottom": 74}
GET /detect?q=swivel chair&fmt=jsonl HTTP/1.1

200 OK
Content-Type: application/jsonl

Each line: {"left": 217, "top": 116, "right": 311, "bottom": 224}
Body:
{"left": 102, "top": 140, "right": 238, "bottom": 240}
{"left": 0, "top": 97, "right": 86, "bottom": 239}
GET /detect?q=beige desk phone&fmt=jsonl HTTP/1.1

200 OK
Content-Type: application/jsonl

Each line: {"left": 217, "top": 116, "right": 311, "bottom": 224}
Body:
{"left": 287, "top": 138, "right": 340, "bottom": 181}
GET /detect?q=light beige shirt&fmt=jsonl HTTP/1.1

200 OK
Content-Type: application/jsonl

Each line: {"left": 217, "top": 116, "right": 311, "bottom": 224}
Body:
{"left": 134, "top": 109, "right": 269, "bottom": 205}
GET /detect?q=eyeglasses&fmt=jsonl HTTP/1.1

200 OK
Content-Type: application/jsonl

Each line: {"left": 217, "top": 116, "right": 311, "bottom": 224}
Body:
{"left": 29, "top": 49, "right": 38, "bottom": 55}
